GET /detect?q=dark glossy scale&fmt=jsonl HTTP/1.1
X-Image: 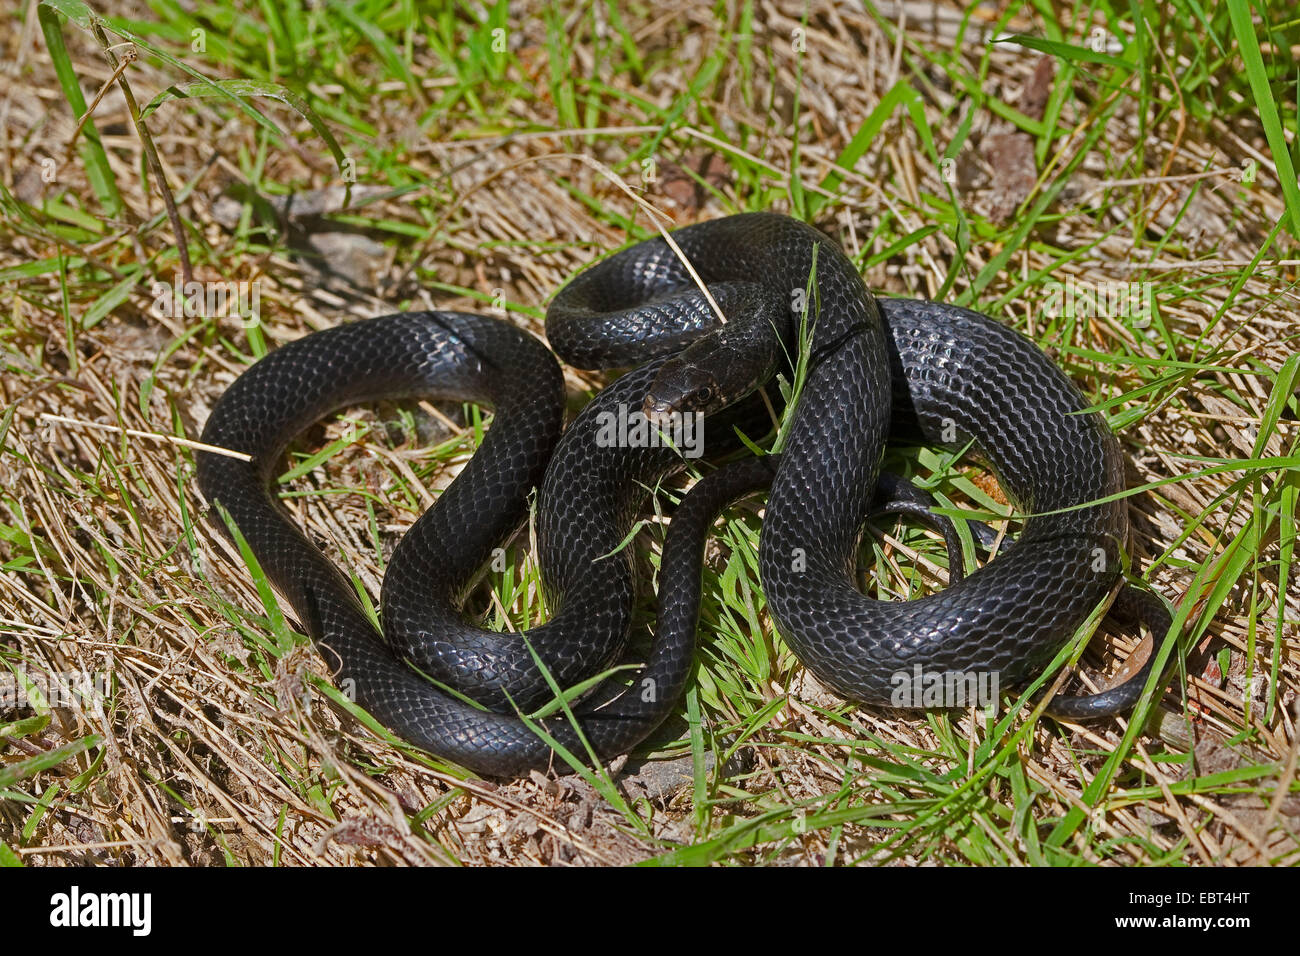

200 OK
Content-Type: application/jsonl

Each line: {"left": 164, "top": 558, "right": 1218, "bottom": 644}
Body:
{"left": 197, "top": 214, "right": 1169, "bottom": 777}
{"left": 197, "top": 311, "right": 764, "bottom": 775}
{"left": 556, "top": 213, "right": 1167, "bottom": 716}
{"left": 760, "top": 293, "right": 1136, "bottom": 704}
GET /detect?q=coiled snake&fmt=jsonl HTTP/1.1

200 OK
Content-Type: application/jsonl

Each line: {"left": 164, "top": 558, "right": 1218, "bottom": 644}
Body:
{"left": 197, "top": 212, "right": 1168, "bottom": 776}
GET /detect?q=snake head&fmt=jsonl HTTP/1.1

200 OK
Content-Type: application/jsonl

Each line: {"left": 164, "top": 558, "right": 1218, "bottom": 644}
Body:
{"left": 643, "top": 358, "right": 724, "bottom": 422}
{"left": 644, "top": 322, "right": 781, "bottom": 422}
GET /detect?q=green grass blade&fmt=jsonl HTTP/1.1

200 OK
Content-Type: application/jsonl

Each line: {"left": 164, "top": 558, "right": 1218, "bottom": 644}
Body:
{"left": 37, "top": 1, "right": 124, "bottom": 215}
{"left": 1226, "top": 0, "right": 1300, "bottom": 237}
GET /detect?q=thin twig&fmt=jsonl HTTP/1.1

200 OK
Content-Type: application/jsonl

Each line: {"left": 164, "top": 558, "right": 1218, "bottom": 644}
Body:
{"left": 90, "top": 21, "right": 193, "bottom": 285}
{"left": 36, "top": 413, "right": 252, "bottom": 461}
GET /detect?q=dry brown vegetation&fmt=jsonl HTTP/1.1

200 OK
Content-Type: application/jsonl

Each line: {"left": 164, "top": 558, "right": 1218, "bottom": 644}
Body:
{"left": 1, "top": 0, "right": 1297, "bottom": 866}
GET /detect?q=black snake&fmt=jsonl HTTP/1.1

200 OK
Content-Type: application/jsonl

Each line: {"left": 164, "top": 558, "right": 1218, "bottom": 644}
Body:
{"left": 196, "top": 212, "right": 1169, "bottom": 776}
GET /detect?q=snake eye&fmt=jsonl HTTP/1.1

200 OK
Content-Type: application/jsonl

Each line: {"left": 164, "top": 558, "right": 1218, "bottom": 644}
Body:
{"left": 694, "top": 386, "right": 713, "bottom": 405}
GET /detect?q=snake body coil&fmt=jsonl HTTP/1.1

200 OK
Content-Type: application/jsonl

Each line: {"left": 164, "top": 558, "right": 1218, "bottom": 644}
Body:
{"left": 197, "top": 212, "right": 1164, "bottom": 776}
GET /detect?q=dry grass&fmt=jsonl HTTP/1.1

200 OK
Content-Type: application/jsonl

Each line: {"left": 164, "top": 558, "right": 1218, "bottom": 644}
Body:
{"left": 1, "top": 0, "right": 1297, "bottom": 866}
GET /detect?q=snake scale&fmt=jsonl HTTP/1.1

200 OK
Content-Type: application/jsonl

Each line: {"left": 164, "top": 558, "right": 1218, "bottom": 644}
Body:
{"left": 197, "top": 212, "right": 1168, "bottom": 776}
